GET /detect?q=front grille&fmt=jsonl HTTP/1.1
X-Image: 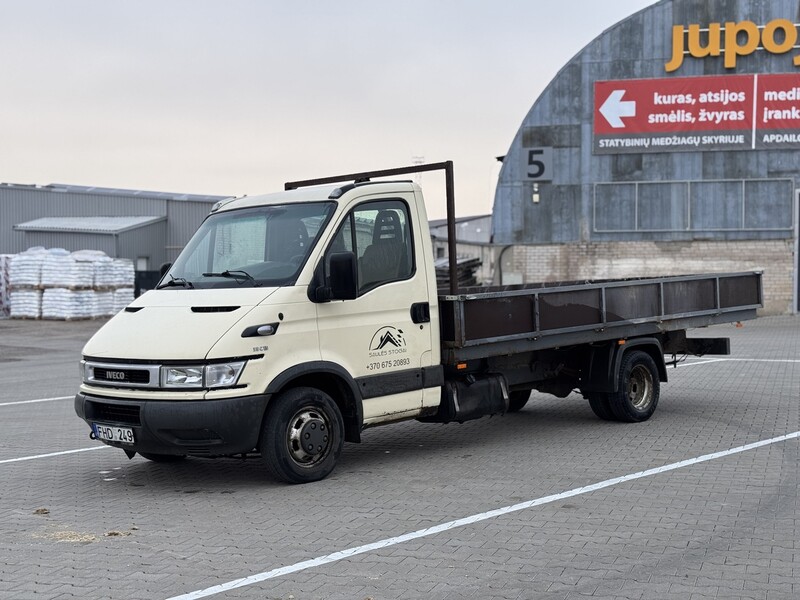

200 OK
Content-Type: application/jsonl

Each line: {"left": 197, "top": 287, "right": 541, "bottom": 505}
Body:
{"left": 86, "top": 400, "right": 141, "bottom": 426}
{"left": 94, "top": 367, "right": 150, "bottom": 385}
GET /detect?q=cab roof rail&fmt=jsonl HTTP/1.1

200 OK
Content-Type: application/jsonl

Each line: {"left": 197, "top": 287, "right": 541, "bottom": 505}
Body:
{"left": 285, "top": 161, "right": 460, "bottom": 294}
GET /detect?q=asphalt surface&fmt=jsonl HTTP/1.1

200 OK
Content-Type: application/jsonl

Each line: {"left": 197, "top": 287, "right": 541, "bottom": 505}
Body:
{"left": 0, "top": 315, "right": 798, "bottom": 600}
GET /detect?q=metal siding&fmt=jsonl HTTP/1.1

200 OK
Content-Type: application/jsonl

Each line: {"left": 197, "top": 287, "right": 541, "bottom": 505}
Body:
{"left": 166, "top": 200, "right": 213, "bottom": 262}
{"left": 0, "top": 187, "right": 165, "bottom": 254}
{"left": 0, "top": 186, "right": 218, "bottom": 263}
{"left": 117, "top": 221, "right": 168, "bottom": 267}
{"left": 493, "top": 0, "right": 800, "bottom": 244}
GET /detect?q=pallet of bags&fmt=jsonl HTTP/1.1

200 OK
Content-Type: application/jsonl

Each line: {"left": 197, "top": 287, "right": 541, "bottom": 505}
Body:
{"left": 113, "top": 288, "right": 135, "bottom": 313}
{"left": 10, "top": 289, "right": 42, "bottom": 319}
{"left": 0, "top": 254, "right": 11, "bottom": 318}
{"left": 91, "top": 290, "right": 115, "bottom": 317}
{"left": 9, "top": 247, "right": 47, "bottom": 288}
{"left": 42, "top": 288, "right": 95, "bottom": 320}
{"left": 41, "top": 248, "right": 95, "bottom": 289}
{"left": 89, "top": 253, "right": 116, "bottom": 289}
{"left": 112, "top": 258, "right": 135, "bottom": 288}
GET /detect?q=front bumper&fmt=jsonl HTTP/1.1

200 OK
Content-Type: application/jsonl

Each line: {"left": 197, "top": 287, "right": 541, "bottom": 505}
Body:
{"left": 75, "top": 392, "right": 270, "bottom": 457}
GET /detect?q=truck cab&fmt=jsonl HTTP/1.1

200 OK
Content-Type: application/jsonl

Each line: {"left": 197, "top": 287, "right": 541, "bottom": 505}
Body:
{"left": 76, "top": 178, "right": 444, "bottom": 483}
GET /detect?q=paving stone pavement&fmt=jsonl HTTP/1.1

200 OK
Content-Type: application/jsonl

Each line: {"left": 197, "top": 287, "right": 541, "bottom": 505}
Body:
{"left": 0, "top": 316, "right": 797, "bottom": 599}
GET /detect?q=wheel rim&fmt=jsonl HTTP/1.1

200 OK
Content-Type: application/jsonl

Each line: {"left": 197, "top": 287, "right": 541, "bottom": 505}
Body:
{"left": 627, "top": 364, "right": 653, "bottom": 410}
{"left": 286, "top": 408, "right": 332, "bottom": 467}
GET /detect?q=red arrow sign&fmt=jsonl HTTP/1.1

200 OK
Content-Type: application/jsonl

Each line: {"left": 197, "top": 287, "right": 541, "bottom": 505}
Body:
{"left": 599, "top": 90, "right": 637, "bottom": 128}
{"left": 594, "top": 75, "right": 754, "bottom": 135}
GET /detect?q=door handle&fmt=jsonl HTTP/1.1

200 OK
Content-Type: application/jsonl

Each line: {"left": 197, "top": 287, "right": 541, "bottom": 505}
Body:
{"left": 410, "top": 302, "right": 430, "bottom": 324}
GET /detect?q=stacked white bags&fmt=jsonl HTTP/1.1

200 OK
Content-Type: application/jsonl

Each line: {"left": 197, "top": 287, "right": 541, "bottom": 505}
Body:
{"left": 111, "top": 259, "right": 135, "bottom": 287}
{"left": 42, "top": 289, "right": 95, "bottom": 319}
{"left": 9, "top": 247, "right": 47, "bottom": 287}
{"left": 9, "top": 248, "right": 137, "bottom": 319}
{"left": 113, "top": 288, "right": 136, "bottom": 313}
{"left": 9, "top": 290, "right": 42, "bottom": 318}
{"left": 41, "top": 248, "right": 95, "bottom": 288}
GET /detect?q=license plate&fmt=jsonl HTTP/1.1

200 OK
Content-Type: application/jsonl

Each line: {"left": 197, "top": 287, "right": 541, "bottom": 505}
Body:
{"left": 92, "top": 423, "right": 135, "bottom": 445}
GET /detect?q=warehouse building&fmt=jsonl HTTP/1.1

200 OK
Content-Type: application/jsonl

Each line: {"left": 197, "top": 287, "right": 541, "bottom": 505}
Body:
{"left": 493, "top": 0, "right": 800, "bottom": 314}
{"left": 0, "top": 183, "right": 229, "bottom": 278}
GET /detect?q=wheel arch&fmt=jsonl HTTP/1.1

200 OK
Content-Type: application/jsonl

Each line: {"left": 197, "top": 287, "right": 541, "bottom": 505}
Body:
{"left": 264, "top": 361, "right": 363, "bottom": 443}
{"left": 584, "top": 337, "right": 667, "bottom": 394}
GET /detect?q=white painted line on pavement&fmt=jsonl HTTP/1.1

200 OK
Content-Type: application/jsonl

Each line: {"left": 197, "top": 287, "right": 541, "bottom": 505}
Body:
{"left": 675, "top": 358, "right": 728, "bottom": 367}
{"left": 0, "top": 445, "right": 110, "bottom": 465}
{"left": 0, "top": 395, "right": 72, "bottom": 407}
{"left": 166, "top": 430, "right": 800, "bottom": 600}
{"left": 680, "top": 358, "right": 800, "bottom": 365}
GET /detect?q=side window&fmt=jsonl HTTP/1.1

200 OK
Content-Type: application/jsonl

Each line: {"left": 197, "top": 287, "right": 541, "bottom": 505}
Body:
{"left": 325, "top": 199, "right": 414, "bottom": 295}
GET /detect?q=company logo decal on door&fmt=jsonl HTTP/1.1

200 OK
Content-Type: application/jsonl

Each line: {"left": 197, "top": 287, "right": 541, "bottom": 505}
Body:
{"left": 366, "top": 326, "right": 410, "bottom": 371}
{"left": 369, "top": 327, "right": 407, "bottom": 357}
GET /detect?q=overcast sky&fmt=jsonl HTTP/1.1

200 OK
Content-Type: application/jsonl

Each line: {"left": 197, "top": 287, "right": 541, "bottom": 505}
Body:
{"left": 0, "top": 0, "right": 655, "bottom": 219}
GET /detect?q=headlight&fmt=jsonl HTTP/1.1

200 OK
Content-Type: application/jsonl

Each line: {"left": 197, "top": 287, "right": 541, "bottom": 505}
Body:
{"left": 159, "top": 362, "right": 245, "bottom": 389}
{"left": 161, "top": 366, "right": 204, "bottom": 388}
{"left": 205, "top": 361, "right": 245, "bottom": 388}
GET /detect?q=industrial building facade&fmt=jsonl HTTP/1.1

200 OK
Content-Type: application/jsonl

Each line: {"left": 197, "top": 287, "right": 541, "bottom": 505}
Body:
{"left": 492, "top": 0, "right": 800, "bottom": 314}
{"left": 0, "top": 183, "right": 227, "bottom": 271}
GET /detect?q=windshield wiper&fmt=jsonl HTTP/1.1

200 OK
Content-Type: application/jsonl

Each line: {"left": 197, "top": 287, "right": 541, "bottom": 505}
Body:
{"left": 156, "top": 275, "right": 194, "bottom": 289}
{"left": 202, "top": 270, "right": 259, "bottom": 286}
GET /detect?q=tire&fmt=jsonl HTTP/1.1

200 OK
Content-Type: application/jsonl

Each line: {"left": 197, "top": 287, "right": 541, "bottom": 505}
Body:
{"left": 260, "top": 386, "right": 344, "bottom": 484}
{"left": 507, "top": 390, "right": 531, "bottom": 413}
{"left": 139, "top": 452, "right": 186, "bottom": 463}
{"left": 587, "top": 393, "right": 616, "bottom": 421}
{"left": 607, "top": 350, "right": 660, "bottom": 423}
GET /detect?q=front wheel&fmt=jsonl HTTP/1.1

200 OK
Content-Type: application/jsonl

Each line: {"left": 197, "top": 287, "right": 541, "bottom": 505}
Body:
{"left": 607, "top": 350, "right": 660, "bottom": 423}
{"left": 260, "top": 387, "right": 344, "bottom": 484}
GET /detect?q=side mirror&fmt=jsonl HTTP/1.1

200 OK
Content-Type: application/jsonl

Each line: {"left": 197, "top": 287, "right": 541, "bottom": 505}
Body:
{"left": 159, "top": 262, "right": 172, "bottom": 277}
{"left": 328, "top": 252, "right": 358, "bottom": 300}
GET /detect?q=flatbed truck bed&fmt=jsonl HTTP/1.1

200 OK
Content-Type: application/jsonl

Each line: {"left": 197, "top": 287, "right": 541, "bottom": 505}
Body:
{"left": 439, "top": 271, "right": 762, "bottom": 361}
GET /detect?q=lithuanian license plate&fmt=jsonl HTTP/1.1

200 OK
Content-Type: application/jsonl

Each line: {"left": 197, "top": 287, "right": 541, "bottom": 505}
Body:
{"left": 92, "top": 423, "right": 135, "bottom": 445}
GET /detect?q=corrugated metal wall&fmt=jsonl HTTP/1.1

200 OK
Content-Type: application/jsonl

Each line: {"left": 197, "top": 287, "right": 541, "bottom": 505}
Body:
{"left": 493, "top": 0, "right": 800, "bottom": 244}
{"left": 166, "top": 200, "right": 214, "bottom": 263}
{"left": 118, "top": 221, "right": 169, "bottom": 268}
{"left": 0, "top": 185, "right": 218, "bottom": 265}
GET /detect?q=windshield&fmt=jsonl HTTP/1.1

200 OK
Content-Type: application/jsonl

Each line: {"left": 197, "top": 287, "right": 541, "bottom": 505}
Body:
{"left": 163, "top": 202, "right": 336, "bottom": 289}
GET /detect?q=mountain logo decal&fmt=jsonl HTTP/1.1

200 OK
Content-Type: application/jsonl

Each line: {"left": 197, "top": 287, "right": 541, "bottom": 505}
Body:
{"left": 369, "top": 326, "right": 407, "bottom": 356}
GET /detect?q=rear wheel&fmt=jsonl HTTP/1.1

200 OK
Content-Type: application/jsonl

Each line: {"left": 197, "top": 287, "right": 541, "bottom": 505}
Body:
{"left": 586, "top": 393, "right": 616, "bottom": 421}
{"left": 607, "top": 350, "right": 660, "bottom": 422}
{"left": 507, "top": 390, "right": 531, "bottom": 413}
{"left": 260, "top": 386, "right": 344, "bottom": 484}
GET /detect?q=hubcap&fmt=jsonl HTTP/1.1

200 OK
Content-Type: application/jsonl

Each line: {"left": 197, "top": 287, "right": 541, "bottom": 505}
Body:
{"left": 627, "top": 364, "right": 653, "bottom": 410}
{"left": 287, "top": 408, "right": 331, "bottom": 467}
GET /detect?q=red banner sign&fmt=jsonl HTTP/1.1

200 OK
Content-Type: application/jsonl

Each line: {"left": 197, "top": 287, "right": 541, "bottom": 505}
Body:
{"left": 593, "top": 74, "right": 800, "bottom": 153}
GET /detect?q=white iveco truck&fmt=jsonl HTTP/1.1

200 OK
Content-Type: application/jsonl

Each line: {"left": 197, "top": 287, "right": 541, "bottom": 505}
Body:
{"left": 75, "top": 162, "right": 762, "bottom": 483}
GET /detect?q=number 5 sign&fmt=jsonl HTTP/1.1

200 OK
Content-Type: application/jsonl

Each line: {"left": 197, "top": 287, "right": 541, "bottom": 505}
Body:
{"left": 522, "top": 147, "right": 553, "bottom": 181}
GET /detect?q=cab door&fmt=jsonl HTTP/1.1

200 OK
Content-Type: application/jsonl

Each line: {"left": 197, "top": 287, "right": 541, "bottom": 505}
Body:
{"left": 316, "top": 194, "right": 435, "bottom": 425}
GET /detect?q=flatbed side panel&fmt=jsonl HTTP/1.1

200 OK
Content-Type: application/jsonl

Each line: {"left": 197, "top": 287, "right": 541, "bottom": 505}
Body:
{"left": 463, "top": 295, "right": 534, "bottom": 341}
{"left": 438, "top": 271, "right": 762, "bottom": 361}
{"left": 539, "top": 288, "right": 602, "bottom": 331}
{"left": 719, "top": 274, "right": 762, "bottom": 308}
{"left": 606, "top": 284, "right": 660, "bottom": 321}
{"left": 663, "top": 278, "right": 716, "bottom": 314}
{"left": 442, "top": 308, "right": 758, "bottom": 363}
